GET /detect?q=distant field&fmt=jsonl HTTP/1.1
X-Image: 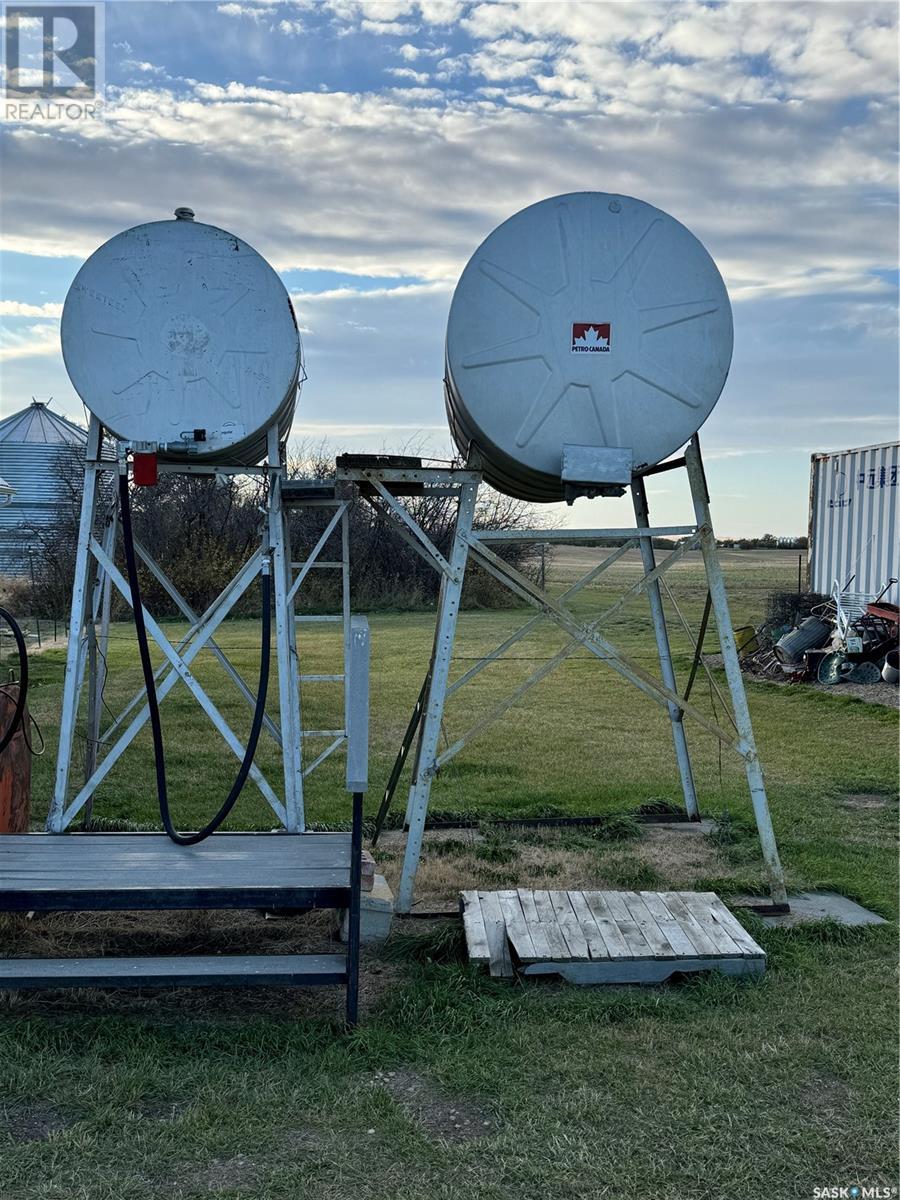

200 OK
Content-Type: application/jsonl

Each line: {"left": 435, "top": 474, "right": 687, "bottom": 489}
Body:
{"left": 1, "top": 547, "right": 897, "bottom": 1200}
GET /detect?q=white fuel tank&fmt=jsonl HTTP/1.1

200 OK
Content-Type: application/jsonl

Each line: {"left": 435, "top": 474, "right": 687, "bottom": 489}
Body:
{"left": 61, "top": 209, "right": 302, "bottom": 464}
{"left": 445, "top": 192, "right": 733, "bottom": 501}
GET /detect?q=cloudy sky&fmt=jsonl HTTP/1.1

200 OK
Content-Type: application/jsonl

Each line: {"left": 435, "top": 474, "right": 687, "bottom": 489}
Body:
{"left": 1, "top": 0, "right": 897, "bottom": 535}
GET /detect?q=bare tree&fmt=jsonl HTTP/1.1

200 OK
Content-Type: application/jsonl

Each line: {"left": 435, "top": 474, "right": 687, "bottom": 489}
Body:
{"left": 25, "top": 446, "right": 556, "bottom": 618}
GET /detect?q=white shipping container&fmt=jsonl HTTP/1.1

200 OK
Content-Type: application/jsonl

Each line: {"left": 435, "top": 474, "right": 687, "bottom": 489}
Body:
{"left": 808, "top": 441, "right": 899, "bottom": 605}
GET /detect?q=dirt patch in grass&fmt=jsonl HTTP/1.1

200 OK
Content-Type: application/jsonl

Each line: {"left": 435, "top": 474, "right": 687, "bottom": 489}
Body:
{"left": 378, "top": 824, "right": 743, "bottom": 906}
{"left": 370, "top": 1069, "right": 495, "bottom": 1142}
{"left": 1, "top": 1102, "right": 75, "bottom": 1142}
{"left": 797, "top": 1071, "right": 852, "bottom": 1115}
{"left": 637, "top": 825, "right": 740, "bottom": 880}
{"left": 741, "top": 665, "right": 899, "bottom": 710}
{"left": 131, "top": 1099, "right": 189, "bottom": 1122}
{"left": 840, "top": 792, "right": 896, "bottom": 810}
{"left": 158, "top": 1155, "right": 260, "bottom": 1195}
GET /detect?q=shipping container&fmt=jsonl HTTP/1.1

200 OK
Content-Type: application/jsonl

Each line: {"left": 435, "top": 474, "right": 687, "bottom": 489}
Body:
{"left": 808, "top": 441, "right": 899, "bottom": 605}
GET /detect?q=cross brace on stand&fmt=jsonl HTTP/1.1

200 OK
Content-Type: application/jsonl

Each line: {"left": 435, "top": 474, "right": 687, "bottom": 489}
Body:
{"left": 335, "top": 438, "right": 787, "bottom": 914}
{"left": 51, "top": 419, "right": 354, "bottom": 834}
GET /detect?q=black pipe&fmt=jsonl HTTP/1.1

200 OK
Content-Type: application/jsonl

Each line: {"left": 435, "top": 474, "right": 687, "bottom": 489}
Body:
{"left": 0, "top": 607, "right": 28, "bottom": 755}
{"left": 117, "top": 470, "right": 271, "bottom": 846}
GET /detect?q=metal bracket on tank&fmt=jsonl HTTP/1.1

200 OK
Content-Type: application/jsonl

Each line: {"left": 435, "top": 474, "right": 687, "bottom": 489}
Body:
{"left": 561, "top": 444, "right": 631, "bottom": 504}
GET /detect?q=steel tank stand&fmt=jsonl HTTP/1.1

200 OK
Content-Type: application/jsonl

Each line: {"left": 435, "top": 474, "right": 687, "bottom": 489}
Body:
{"left": 49, "top": 420, "right": 356, "bottom": 834}
{"left": 338, "top": 446, "right": 786, "bottom": 913}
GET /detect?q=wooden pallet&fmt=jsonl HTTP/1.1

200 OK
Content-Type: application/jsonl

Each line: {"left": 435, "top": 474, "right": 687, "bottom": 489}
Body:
{"left": 461, "top": 889, "right": 765, "bottom": 985}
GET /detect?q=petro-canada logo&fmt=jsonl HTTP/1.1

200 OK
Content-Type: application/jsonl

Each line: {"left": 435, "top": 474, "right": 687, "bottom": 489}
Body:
{"left": 572, "top": 323, "right": 611, "bottom": 353}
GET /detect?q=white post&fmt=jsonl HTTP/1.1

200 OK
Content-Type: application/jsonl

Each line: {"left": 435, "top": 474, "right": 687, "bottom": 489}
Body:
{"left": 83, "top": 499, "right": 117, "bottom": 812}
{"left": 631, "top": 476, "right": 700, "bottom": 819}
{"left": 684, "top": 436, "right": 788, "bottom": 906}
{"left": 341, "top": 505, "right": 352, "bottom": 744}
{"left": 267, "top": 426, "right": 304, "bottom": 831}
{"left": 397, "top": 478, "right": 479, "bottom": 912}
{"left": 49, "top": 417, "right": 103, "bottom": 832}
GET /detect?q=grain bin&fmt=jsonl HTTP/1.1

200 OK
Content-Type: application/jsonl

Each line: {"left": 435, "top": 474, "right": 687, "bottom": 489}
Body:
{"left": 445, "top": 192, "right": 733, "bottom": 501}
{"left": 808, "top": 442, "right": 899, "bottom": 605}
{"left": 0, "top": 400, "right": 87, "bottom": 576}
{"left": 60, "top": 209, "right": 302, "bottom": 465}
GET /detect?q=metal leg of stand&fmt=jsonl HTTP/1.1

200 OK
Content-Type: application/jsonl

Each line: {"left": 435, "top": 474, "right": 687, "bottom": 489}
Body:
{"left": 632, "top": 476, "right": 700, "bottom": 820}
{"left": 684, "top": 436, "right": 788, "bottom": 906}
{"left": 83, "top": 502, "right": 117, "bottom": 819}
{"left": 345, "top": 789, "right": 363, "bottom": 1028}
{"left": 49, "top": 417, "right": 103, "bottom": 833}
{"left": 267, "top": 426, "right": 304, "bottom": 831}
{"left": 396, "top": 480, "right": 479, "bottom": 913}
{"left": 404, "top": 579, "right": 444, "bottom": 829}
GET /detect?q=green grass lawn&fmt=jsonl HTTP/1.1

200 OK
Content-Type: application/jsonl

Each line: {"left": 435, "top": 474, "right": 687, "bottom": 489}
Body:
{"left": 1, "top": 548, "right": 897, "bottom": 1199}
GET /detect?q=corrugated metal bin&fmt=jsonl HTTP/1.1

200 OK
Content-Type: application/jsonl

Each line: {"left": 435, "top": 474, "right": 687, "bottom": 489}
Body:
{"left": 0, "top": 401, "right": 87, "bottom": 577}
{"left": 808, "top": 441, "right": 899, "bottom": 605}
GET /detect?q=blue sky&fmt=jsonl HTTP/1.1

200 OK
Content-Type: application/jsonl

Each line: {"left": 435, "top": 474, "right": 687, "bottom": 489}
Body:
{"left": 1, "top": 0, "right": 897, "bottom": 535}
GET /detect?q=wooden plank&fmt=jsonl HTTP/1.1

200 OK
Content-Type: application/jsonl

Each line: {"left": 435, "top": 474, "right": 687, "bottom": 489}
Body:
{"left": 0, "top": 953, "right": 348, "bottom": 990}
{"left": 657, "top": 892, "right": 722, "bottom": 958}
{"left": 677, "top": 892, "right": 743, "bottom": 956}
{"left": 549, "top": 891, "right": 590, "bottom": 960}
{"left": 531, "top": 890, "right": 571, "bottom": 960}
{"left": 478, "top": 891, "right": 514, "bottom": 978}
{"left": 516, "top": 889, "right": 553, "bottom": 960}
{"left": 567, "top": 891, "right": 610, "bottom": 960}
{"left": 638, "top": 892, "right": 700, "bottom": 958}
{"left": 582, "top": 892, "right": 633, "bottom": 959}
{"left": 701, "top": 894, "right": 766, "bottom": 958}
{"left": 497, "top": 890, "right": 538, "bottom": 962}
{"left": 0, "top": 881, "right": 352, "bottom": 914}
{"left": 461, "top": 890, "right": 490, "bottom": 963}
{"left": 600, "top": 891, "right": 654, "bottom": 957}
{"left": 621, "top": 892, "right": 677, "bottom": 958}
{"left": 0, "top": 832, "right": 359, "bottom": 913}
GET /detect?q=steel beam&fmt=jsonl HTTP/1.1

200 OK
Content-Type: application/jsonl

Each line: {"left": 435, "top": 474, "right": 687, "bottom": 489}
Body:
{"left": 474, "top": 527, "right": 695, "bottom": 543}
{"left": 268, "top": 428, "right": 304, "bottom": 830}
{"left": 49, "top": 417, "right": 104, "bottom": 832}
{"left": 79, "top": 538, "right": 286, "bottom": 826}
{"left": 684, "top": 436, "right": 787, "bottom": 906}
{"left": 632, "top": 477, "right": 700, "bottom": 820}
{"left": 396, "top": 477, "right": 479, "bottom": 912}
{"left": 133, "top": 536, "right": 282, "bottom": 747}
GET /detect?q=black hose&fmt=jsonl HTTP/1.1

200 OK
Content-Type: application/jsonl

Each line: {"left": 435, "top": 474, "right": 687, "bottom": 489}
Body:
{"left": 117, "top": 471, "right": 271, "bottom": 845}
{"left": 0, "top": 606, "right": 28, "bottom": 755}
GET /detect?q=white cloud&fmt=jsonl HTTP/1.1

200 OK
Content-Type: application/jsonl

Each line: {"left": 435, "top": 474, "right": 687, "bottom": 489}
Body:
{"left": 121, "top": 59, "right": 166, "bottom": 76}
{"left": 2, "top": 61, "right": 893, "bottom": 309}
{"left": 360, "top": 19, "right": 419, "bottom": 36}
{"left": 398, "top": 40, "right": 448, "bottom": 60}
{"left": 217, "top": 3, "right": 276, "bottom": 18}
{"left": 0, "top": 323, "right": 60, "bottom": 362}
{"left": 386, "top": 66, "right": 430, "bottom": 83}
{"left": 0, "top": 301, "right": 63, "bottom": 317}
